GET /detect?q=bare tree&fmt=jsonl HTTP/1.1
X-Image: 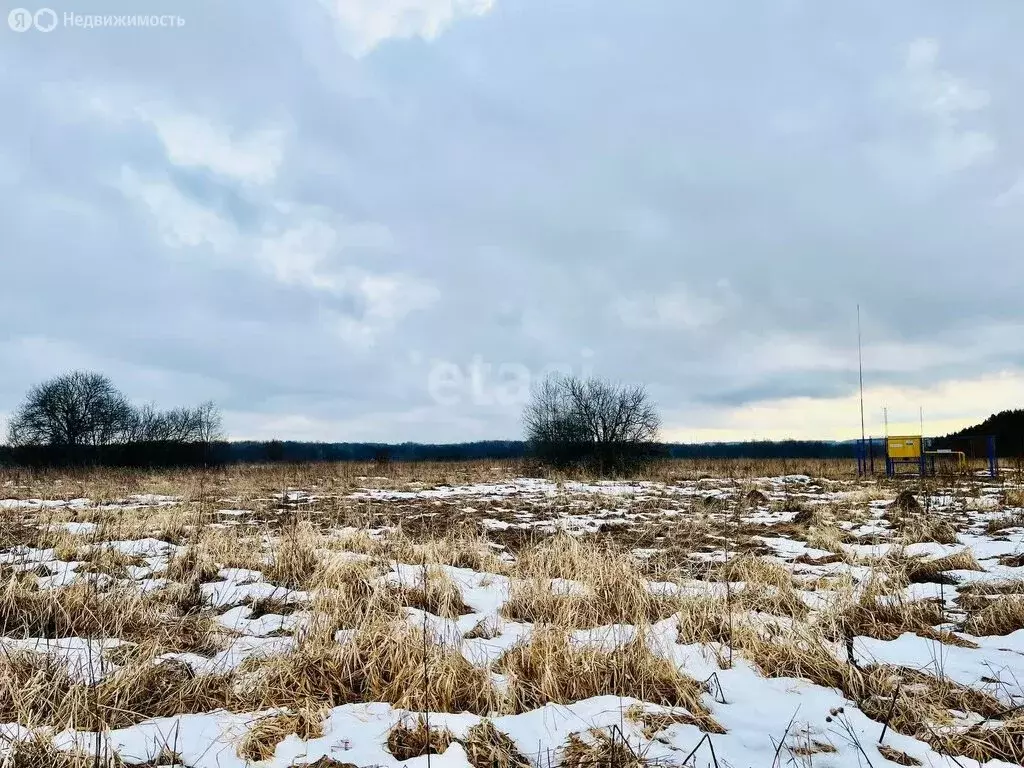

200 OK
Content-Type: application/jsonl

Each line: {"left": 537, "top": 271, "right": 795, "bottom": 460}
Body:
{"left": 523, "top": 374, "right": 661, "bottom": 474}
{"left": 6, "top": 371, "right": 134, "bottom": 447}
{"left": 122, "top": 401, "right": 224, "bottom": 444}
{"left": 6, "top": 372, "right": 225, "bottom": 470}
{"left": 192, "top": 401, "right": 223, "bottom": 443}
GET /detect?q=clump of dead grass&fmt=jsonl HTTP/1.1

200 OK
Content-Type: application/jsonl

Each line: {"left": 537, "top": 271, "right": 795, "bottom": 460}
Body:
{"left": 0, "top": 736, "right": 126, "bottom": 767}
{"left": 830, "top": 595, "right": 975, "bottom": 647}
{"left": 74, "top": 547, "right": 148, "bottom": 579}
{"left": 503, "top": 575, "right": 679, "bottom": 628}
{"left": 733, "top": 584, "right": 810, "bottom": 620}
{"left": 462, "top": 721, "right": 531, "bottom": 768}
{"left": 498, "top": 628, "right": 719, "bottom": 730}
{"left": 626, "top": 703, "right": 727, "bottom": 737}
{"left": 562, "top": 730, "right": 647, "bottom": 768}
{"left": 904, "top": 550, "right": 982, "bottom": 583}
{"left": 393, "top": 566, "right": 470, "bottom": 619}
{"left": 505, "top": 538, "right": 681, "bottom": 627}
{"left": 244, "top": 620, "right": 500, "bottom": 715}
{"left": 876, "top": 745, "right": 921, "bottom": 765}
{"left": 306, "top": 557, "right": 399, "bottom": 636}
{"left": 386, "top": 716, "right": 454, "bottom": 760}
{"left": 892, "top": 515, "right": 958, "bottom": 545}
{"left": 263, "top": 524, "right": 321, "bottom": 589}
{"left": 927, "top": 710, "right": 1024, "bottom": 765}
{"left": 0, "top": 580, "right": 219, "bottom": 654}
{"left": 0, "top": 652, "right": 234, "bottom": 730}
{"left": 163, "top": 545, "right": 221, "bottom": 584}
{"left": 708, "top": 555, "right": 809, "bottom": 620}
{"left": 675, "top": 596, "right": 732, "bottom": 647}
{"left": 986, "top": 512, "right": 1024, "bottom": 535}
{"left": 712, "top": 554, "right": 792, "bottom": 589}
{"left": 395, "top": 529, "right": 509, "bottom": 574}
{"left": 238, "top": 708, "right": 325, "bottom": 762}
{"left": 961, "top": 596, "right": 1024, "bottom": 636}
{"left": 805, "top": 525, "right": 847, "bottom": 555}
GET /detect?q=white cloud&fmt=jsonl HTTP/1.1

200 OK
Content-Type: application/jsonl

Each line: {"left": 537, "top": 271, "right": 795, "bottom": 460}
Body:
{"left": 255, "top": 217, "right": 344, "bottom": 292}
{"left": 931, "top": 130, "right": 996, "bottom": 173}
{"left": 883, "top": 37, "right": 996, "bottom": 173}
{"left": 135, "top": 107, "right": 285, "bottom": 185}
{"left": 321, "top": 0, "right": 495, "bottom": 57}
{"left": 615, "top": 283, "right": 733, "bottom": 331}
{"left": 54, "top": 85, "right": 287, "bottom": 186}
{"left": 116, "top": 171, "right": 438, "bottom": 345}
{"left": 117, "top": 167, "right": 238, "bottom": 252}
{"left": 356, "top": 272, "right": 439, "bottom": 322}
{"left": 904, "top": 38, "right": 990, "bottom": 122}
{"left": 326, "top": 272, "right": 440, "bottom": 347}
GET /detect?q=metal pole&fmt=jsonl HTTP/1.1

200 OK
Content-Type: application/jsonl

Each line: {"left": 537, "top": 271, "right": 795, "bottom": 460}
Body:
{"left": 858, "top": 305, "right": 866, "bottom": 444}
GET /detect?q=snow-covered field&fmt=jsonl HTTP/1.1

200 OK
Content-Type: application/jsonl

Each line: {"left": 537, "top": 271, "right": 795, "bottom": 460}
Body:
{"left": 1, "top": 465, "right": 1023, "bottom": 767}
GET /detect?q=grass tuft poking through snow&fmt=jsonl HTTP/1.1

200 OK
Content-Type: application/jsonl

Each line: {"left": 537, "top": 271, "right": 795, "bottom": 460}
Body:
{"left": 462, "top": 721, "right": 532, "bottom": 768}
{"left": 499, "top": 627, "right": 722, "bottom": 732}
{"left": 238, "top": 707, "right": 326, "bottom": 762}
{"left": 386, "top": 716, "right": 454, "bottom": 760}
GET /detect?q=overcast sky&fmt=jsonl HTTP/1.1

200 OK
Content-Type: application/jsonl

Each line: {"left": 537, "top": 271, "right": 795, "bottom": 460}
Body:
{"left": 2, "top": 0, "right": 1022, "bottom": 443}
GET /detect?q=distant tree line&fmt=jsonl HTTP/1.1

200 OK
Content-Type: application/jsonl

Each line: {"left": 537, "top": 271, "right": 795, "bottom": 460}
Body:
{"left": 226, "top": 440, "right": 528, "bottom": 464}
{"left": 176, "top": 438, "right": 856, "bottom": 465}
{"left": 1, "top": 371, "right": 224, "bottom": 467}
{"left": 933, "top": 409, "right": 1024, "bottom": 458}
{"left": 13, "top": 369, "right": 991, "bottom": 469}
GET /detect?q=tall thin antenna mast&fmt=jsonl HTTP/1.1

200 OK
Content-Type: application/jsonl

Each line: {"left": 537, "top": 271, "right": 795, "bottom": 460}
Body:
{"left": 919, "top": 406, "right": 923, "bottom": 436}
{"left": 884, "top": 407, "right": 889, "bottom": 437}
{"left": 857, "top": 305, "right": 866, "bottom": 443}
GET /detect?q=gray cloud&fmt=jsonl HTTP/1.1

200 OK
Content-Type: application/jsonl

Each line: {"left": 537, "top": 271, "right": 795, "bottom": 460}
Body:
{"left": 2, "top": 0, "right": 1022, "bottom": 441}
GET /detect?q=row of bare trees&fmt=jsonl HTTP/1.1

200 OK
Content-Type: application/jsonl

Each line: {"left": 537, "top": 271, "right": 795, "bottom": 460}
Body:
{"left": 523, "top": 374, "right": 661, "bottom": 473}
{"left": 4, "top": 371, "right": 222, "bottom": 466}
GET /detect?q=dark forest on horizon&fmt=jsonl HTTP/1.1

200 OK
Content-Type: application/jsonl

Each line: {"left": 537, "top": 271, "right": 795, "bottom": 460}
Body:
{"left": 2, "top": 410, "right": 1021, "bottom": 468}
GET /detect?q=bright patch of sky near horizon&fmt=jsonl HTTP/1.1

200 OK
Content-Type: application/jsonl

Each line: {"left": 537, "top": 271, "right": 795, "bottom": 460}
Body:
{"left": 1, "top": 0, "right": 1022, "bottom": 442}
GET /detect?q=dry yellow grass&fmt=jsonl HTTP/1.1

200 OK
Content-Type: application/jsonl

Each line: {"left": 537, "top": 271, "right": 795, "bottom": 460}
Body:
{"left": 0, "top": 736, "right": 125, "bottom": 767}
{"left": 0, "top": 579, "right": 219, "bottom": 654}
{"left": 2, "top": 461, "right": 1020, "bottom": 766}
{"left": 562, "top": 730, "right": 648, "bottom": 768}
{"left": 626, "top": 703, "right": 727, "bottom": 736}
{"left": 876, "top": 744, "right": 921, "bottom": 766}
{"left": 0, "top": 651, "right": 234, "bottom": 730}
{"left": 498, "top": 627, "right": 721, "bottom": 730}
{"left": 462, "top": 721, "right": 532, "bottom": 768}
{"left": 393, "top": 566, "right": 470, "bottom": 619}
{"left": 262, "top": 523, "right": 322, "bottom": 589}
{"left": 238, "top": 708, "right": 325, "bottom": 762}
{"left": 904, "top": 550, "right": 982, "bottom": 583}
{"left": 243, "top": 619, "right": 500, "bottom": 715}
{"left": 962, "top": 596, "right": 1024, "bottom": 636}
{"left": 386, "top": 716, "right": 454, "bottom": 760}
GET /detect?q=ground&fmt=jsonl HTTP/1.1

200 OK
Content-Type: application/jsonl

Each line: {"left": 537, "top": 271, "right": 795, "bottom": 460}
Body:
{"left": 0, "top": 459, "right": 1022, "bottom": 768}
